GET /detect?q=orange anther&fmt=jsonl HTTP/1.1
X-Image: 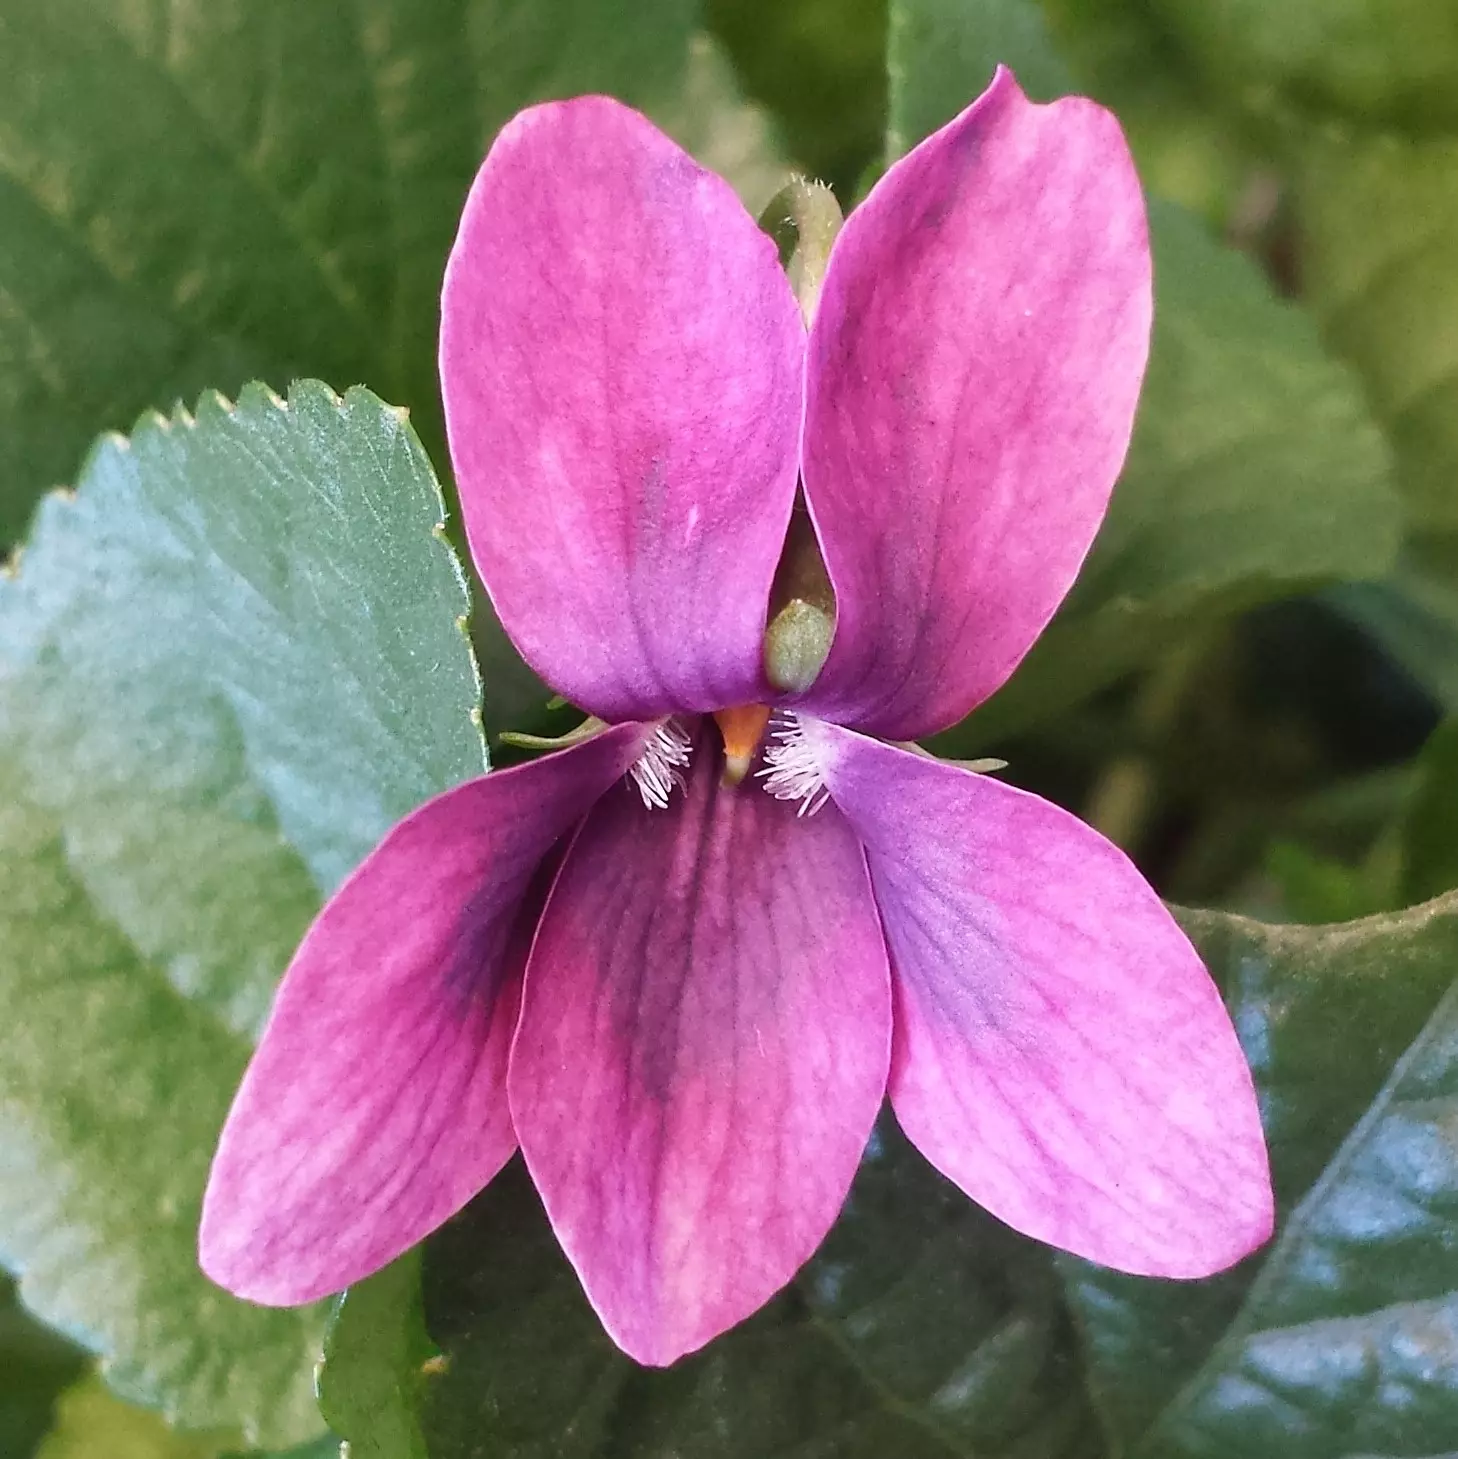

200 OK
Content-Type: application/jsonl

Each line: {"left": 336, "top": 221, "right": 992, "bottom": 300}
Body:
{"left": 713, "top": 704, "right": 773, "bottom": 786}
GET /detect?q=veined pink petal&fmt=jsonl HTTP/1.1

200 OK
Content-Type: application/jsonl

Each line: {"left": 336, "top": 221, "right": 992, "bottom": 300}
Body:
{"left": 510, "top": 735, "right": 890, "bottom": 1365}
{"left": 199, "top": 724, "right": 649, "bottom": 1304}
{"left": 796, "top": 68, "right": 1152, "bottom": 739}
{"left": 441, "top": 98, "right": 804, "bottom": 722}
{"left": 810, "top": 722, "right": 1272, "bottom": 1276}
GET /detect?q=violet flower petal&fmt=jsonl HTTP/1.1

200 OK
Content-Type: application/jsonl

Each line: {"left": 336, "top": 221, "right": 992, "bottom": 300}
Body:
{"left": 811, "top": 722, "right": 1273, "bottom": 1276}
{"left": 510, "top": 736, "right": 890, "bottom": 1365}
{"left": 199, "top": 724, "right": 649, "bottom": 1304}
{"left": 796, "top": 68, "right": 1152, "bottom": 739}
{"left": 441, "top": 97, "right": 804, "bottom": 722}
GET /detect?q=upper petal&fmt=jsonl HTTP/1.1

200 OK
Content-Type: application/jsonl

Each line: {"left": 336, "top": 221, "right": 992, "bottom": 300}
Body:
{"left": 199, "top": 724, "right": 648, "bottom": 1303}
{"left": 796, "top": 68, "right": 1152, "bottom": 739}
{"left": 441, "top": 97, "right": 805, "bottom": 721}
{"left": 510, "top": 734, "right": 891, "bottom": 1365}
{"left": 811, "top": 723, "right": 1272, "bottom": 1276}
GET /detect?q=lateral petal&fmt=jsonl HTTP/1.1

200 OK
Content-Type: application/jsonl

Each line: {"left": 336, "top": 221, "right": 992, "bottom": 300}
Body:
{"left": 797, "top": 69, "right": 1152, "bottom": 738}
{"left": 510, "top": 736, "right": 891, "bottom": 1364}
{"left": 811, "top": 723, "right": 1272, "bottom": 1276}
{"left": 199, "top": 724, "right": 648, "bottom": 1303}
{"left": 441, "top": 97, "right": 804, "bottom": 721}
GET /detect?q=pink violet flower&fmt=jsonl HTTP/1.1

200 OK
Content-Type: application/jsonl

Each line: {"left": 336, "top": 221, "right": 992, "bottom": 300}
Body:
{"left": 199, "top": 67, "right": 1274, "bottom": 1366}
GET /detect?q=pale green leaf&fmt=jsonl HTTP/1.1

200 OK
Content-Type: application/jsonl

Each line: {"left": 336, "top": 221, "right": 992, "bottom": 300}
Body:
{"left": 0, "top": 382, "right": 482, "bottom": 1443}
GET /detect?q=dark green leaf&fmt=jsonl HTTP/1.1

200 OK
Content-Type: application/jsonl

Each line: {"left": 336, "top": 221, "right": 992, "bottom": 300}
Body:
{"left": 1067, "top": 892, "right": 1458, "bottom": 1457}
{"left": 1331, "top": 540, "right": 1458, "bottom": 717}
{"left": 318, "top": 1255, "right": 432, "bottom": 1459}
{"left": 0, "top": 0, "right": 697, "bottom": 542}
{"left": 1401, "top": 719, "right": 1458, "bottom": 903}
{"left": 412, "top": 1123, "right": 1100, "bottom": 1458}
{"left": 0, "top": 1277, "right": 87, "bottom": 1459}
{"left": 0, "top": 382, "right": 482, "bottom": 1443}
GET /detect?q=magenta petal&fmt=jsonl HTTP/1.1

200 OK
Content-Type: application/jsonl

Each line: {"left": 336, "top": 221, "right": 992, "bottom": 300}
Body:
{"left": 199, "top": 724, "right": 649, "bottom": 1303}
{"left": 811, "top": 723, "right": 1272, "bottom": 1276}
{"left": 441, "top": 98, "right": 805, "bottom": 722}
{"left": 796, "top": 68, "right": 1152, "bottom": 739}
{"left": 510, "top": 740, "right": 891, "bottom": 1365}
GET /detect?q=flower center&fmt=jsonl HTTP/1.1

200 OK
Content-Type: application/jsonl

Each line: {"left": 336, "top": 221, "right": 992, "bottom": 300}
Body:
{"left": 629, "top": 711, "right": 830, "bottom": 812}
{"left": 713, "top": 704, "right": 773, "bottom": 786}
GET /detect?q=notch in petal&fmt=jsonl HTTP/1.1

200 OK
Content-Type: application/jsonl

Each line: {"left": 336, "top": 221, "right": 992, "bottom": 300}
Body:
{"left": 510, "top": 734, "right": 891, "bottom": 1364}
{"left": 797, "top": 68, "right": 1152, "bottom": 739}
{"left": 442, "top": 98, "right": 805, "bottom": 723}
{"left": 199, "top": 725, "right": 648, "bottom": 1304}
{"left": 813, "top": 723, "right": 1272, "bottom": 1276}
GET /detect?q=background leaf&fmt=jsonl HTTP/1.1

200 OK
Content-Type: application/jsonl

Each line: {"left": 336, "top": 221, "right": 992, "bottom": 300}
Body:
{"left": 0, "top": 382, "right": 482, "bottom": 1443}
{"left": 0, "top": 0, "right": 698, "bottom": 544}
{"left": 704, "top": 0, "right": 885, "bottom": 196}
{"left": 1400, "top": 719, "right": 1458, "bottom": 903}
{"left": 1141, "top": 0, "right": 1458, "bottom": 130}
{"left": 35, "top": 1374, "right": 227, "bottom": 1459}
{"left": 884, "top": 0, "right": 1401, "bottom": 751}
{"left": 1301, "top": 130, "right": 1458, "bottom": 535}
{"left": 0, "top": 1277, "right": 87, "bottom": 1459}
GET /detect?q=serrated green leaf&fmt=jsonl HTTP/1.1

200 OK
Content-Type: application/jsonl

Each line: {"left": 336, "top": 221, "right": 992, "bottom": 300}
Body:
{"left": 1066, "top": 893, "right": 1458, "bottom": 1458}
{"left": 0, "top": 381, "right": 483, "bottom": 1444}
{"left": 0, "top": 0, "right": 697, "bottom": 543}
{"left": 886, "top": 0, "right": 1400, "bottom": 751}
{"left": 409, "top": 1123, "right": 1099, "bottom": 1459}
